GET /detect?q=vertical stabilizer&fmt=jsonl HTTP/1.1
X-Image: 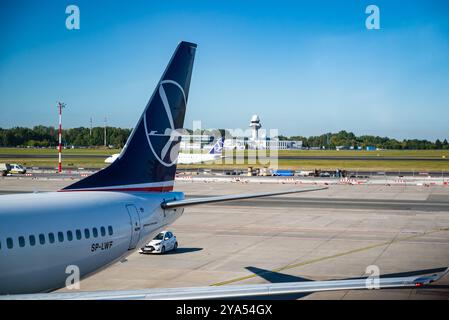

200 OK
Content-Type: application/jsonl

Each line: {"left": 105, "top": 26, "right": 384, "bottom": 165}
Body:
{"left": 63, "top": 41, "right": 197, "bottom": 192}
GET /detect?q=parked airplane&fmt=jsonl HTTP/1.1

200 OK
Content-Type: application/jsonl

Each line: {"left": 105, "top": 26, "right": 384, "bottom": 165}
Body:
{"left": 104, "top": 153, "right": 119, "bottom": 164}
{"left": 0, "top": 42, "right": 443, "bottom": 299}
{"left": 177, "top": 137, "right": 224, "bottom": 164}
{"left": 105, "top": 137, "right": 224, "bottom": 164}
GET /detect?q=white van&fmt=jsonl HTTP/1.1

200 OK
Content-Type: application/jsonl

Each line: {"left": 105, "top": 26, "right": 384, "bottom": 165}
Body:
{"left": 0, "top": 163, "right": 11, "bottom": 176}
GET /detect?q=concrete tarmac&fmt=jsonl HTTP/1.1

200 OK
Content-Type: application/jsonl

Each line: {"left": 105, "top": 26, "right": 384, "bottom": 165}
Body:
{"left": 1, "top": 178, "right": 449, "bottom": 299}
{"left": 186, "top": 195, "right": 449, "bottom": 211}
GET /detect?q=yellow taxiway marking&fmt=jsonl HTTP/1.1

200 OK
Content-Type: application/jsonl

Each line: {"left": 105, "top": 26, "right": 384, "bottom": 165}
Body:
{"left": 211, "top": 227, "right": 449, "bottom": 286}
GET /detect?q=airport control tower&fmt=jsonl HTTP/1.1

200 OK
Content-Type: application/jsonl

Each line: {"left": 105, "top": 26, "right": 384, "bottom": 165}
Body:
{"left": 249, "top": 114, "right": 261, "bottom": 141}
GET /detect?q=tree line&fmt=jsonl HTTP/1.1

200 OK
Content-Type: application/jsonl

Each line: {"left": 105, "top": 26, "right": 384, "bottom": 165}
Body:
{"left": 278, "top": 130, "right": 449, "bottom": 150}
{"left": 0, "top": 126, "right": 131, "bottom": 148}
{"left": 0, "top": 127, "right": 447, "bottom": 150}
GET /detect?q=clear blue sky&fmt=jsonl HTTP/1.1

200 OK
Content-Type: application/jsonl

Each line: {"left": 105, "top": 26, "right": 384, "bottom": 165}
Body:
{"left": 1, "top": 0, "right": 448, "bottom": 140}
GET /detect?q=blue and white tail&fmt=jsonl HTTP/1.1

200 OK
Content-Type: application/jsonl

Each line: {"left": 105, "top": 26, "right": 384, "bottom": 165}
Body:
{"left": 62, "top": 41, "right": 197, "bottom": 192}
{"left": 208, "top": 137, "right": 224, "bottom": 155}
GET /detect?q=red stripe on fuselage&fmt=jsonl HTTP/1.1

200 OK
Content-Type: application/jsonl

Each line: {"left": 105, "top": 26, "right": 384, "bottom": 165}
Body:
{"left": 58, "top": 186, "right": 174, "bottom": 192}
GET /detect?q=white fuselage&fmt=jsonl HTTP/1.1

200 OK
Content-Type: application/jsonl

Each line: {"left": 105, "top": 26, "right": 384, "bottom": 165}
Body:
{"left": 0, "top": 191, "right": 184, "bottom": 295}
{"left": 176, "top": 153, "right": 221, "bottom": 164}
{"left": 105, "top": 153, "right": 220, "bottom": 165}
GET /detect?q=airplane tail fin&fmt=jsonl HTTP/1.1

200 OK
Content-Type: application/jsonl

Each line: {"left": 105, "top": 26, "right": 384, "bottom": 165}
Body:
{"left": 62, "top": 41, "right": 197, "bottom": 192}
{"left": 208, "top": 137, "right": 224, "bottom": 155}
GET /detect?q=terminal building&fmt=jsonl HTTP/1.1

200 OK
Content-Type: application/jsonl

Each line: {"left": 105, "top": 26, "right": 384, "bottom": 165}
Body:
{"left": 180, "top": 115, "right": 302, "bottom": 151}
{"left": 179, "top": 134, "right": 212, "bottom": 150}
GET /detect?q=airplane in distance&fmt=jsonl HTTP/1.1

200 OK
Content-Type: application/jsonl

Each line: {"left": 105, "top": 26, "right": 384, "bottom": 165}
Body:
{"left": 177, "top": 137, "right": 224, "bottom": 164}
{"left": 105, "top": 137, "right": 225, "bottom": 165}
{"left": 0, "top": 42, "right": 445, "bottom": 300}
{"left": 104, "top": 153, "right": 119, "bottom": 164}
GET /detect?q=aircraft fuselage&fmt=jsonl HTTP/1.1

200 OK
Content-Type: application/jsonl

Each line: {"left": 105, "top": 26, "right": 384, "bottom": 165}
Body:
{"left": 0, "top": 191, "right": 184, "bottom": 294}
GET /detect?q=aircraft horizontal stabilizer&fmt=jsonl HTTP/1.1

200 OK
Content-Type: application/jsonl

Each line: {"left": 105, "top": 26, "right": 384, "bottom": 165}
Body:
{"left": 161, "top": 187, "right": 328, "bottom": 209}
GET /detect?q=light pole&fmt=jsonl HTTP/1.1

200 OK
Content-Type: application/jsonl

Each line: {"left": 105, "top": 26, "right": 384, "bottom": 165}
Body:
{"left": 104, "top": 117, "right": 107, "bottom": 147}
{"left": 57, "top": 102, "right": 66, "bottom": 173}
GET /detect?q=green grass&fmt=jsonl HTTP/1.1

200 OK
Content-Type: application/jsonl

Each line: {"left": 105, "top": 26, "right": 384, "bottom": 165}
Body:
{"left": 0, "top": 148, "right": 115, "bottom": 168}
{"left": 1, "top": 147, "right": 448, "bottom": 171}
{"left": 2, "top": 147, "right": 448, "bottom": 158}
{"left": 0, "top": 147, "right": 120, "bottom": 156}
{"left": 0, "top": 157, "right": 107, "bottom": 169}
{"left": 236, "top": 149, "right": 449, "bottom": 158}
{"left": 178, "top": 160, "right": 449, "bottom": 172}
{"left": 273, "top": 159, "right": 449, "bottom": 171}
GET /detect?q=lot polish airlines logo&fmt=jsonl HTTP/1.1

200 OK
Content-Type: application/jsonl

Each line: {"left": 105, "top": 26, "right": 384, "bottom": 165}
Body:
{"left": 212, "top": 138, "right": 224, "bottom": 154}
{"left": 144, "top": 80, "right": 186, "bottom": 167}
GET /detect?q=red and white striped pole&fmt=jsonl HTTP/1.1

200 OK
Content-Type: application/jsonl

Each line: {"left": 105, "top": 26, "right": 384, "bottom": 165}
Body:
{"left": 57, "top": 102, "right": 66, "bottom": 173}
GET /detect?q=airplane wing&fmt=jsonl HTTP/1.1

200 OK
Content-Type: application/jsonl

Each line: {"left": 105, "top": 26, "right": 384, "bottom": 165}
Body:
{"left": 161, "top": 187, "right": 328, "bottom": 209}
{"left": 3, "top": 268, "right": 447, "bottom": 300}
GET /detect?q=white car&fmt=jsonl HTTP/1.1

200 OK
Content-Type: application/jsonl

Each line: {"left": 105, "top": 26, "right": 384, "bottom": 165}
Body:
{"left": 139, "top": 231, "right": 178, "bottom": 254}
{"left": 9, "top": 164, "right": 26, "bottom": 174}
